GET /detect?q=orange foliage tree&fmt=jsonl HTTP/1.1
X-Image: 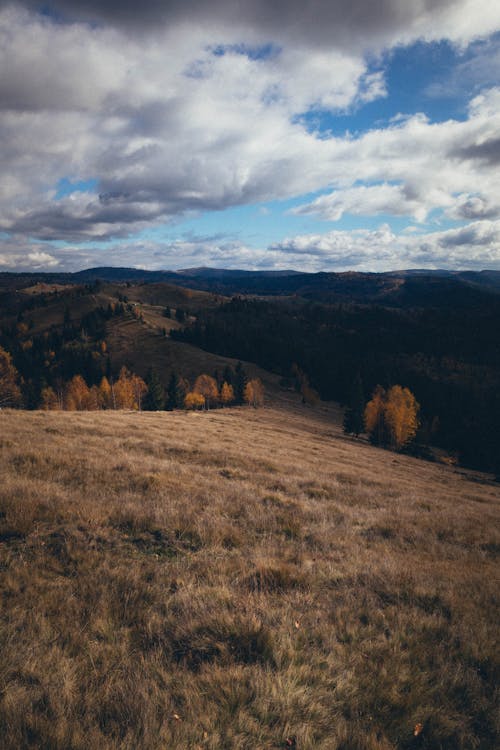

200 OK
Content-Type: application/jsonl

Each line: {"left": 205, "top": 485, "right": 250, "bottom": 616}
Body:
{"left": 244, "top": 378, "right": 264, "bottom": 408}
{"left": 98, "top": 376, "right": 113, "bottom": 409}
{"left": 40, "top": 386, "right": 61, "bottom": 410}
{"left": 113, "top": 367, "right": 147, "bottom": 410}
{"left": 220, "top": 381, "right": 235, "bottom": 406}
{"left": 364, "top": 384, "right": 419, "bottom": 451}
{"left": 384, "top": 385, "right": 420, "bottom": 450}
{"left": 184, "top": 391, "right": 205, "bottom": 410}
{"left": 364, "top": 385, "right": 387, "bottom": 446}
{"left": 64, "top": 375, "right": 90, "bottom": 411}
{"left": 193, "top": 374, "right": 219, "bottom": 409}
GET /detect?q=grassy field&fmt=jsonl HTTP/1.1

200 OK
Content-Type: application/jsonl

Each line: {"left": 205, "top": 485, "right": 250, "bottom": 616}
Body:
{"left": 0, "top": 404, "right": 499, "bottom": 749}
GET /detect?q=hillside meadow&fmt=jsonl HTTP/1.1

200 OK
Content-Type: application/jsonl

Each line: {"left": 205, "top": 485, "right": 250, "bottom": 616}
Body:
{"left": 0, "top": 404, "right": 499, "bottom": 749}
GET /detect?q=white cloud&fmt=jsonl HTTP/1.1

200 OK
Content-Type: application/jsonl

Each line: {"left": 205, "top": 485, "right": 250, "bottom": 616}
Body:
{"left": 292, "top": 88, "right": 500, "bottom": 224}
{"left": 0, "top": 1, "right": 499, "bottom": 269}
{"left": 1, "top": 219, "right": 499, "bottom": 273}
{"left": 271, "top": 220, "right": 500, "bottom": 271}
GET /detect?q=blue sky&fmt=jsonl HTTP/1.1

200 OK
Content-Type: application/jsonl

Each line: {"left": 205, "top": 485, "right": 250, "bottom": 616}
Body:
{"left": 1, "top": 1, "right": 500, "bottom": 272}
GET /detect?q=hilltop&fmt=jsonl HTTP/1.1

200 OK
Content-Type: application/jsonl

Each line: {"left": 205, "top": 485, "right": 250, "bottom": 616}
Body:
{"left": 0, "top": 404, "right": 498, "bottom": 749}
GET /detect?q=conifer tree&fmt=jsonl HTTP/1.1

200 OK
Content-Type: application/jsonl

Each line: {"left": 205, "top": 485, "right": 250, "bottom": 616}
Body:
{"left": 222, "top": 364, "right": 234, "bottom": 387}
{"left": 166, "top": 372, "right": 189, "bottom": 410}
{"left": 143, "top": 367, "right": 165, "bottom": 411}
{"left": 343, "top": 373, "right": 365, "bottom": 437}
{"left": 0, "top": 345, "right": 22, "bottom": 407}
{"left": 234, "top": 361, "right": 247, "bottom": 405}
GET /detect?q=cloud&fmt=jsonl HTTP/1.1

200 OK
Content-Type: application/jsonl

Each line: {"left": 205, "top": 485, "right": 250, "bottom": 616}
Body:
{"left": 271, "top": 220, "right": 500, "bottom": 271}
{"left": 292, "top": 88, "right": 500, "bottom": 224}
{"left": 2, "top": 220, "right": 499, "bottom": 273}
{"left": 4, "top": 0, "right": 500, "bottom": 50}
{"left": 0, "top": 1, "right": 499, "bottom": 269}
{"left": 293, "top": 184, "right": 430, "bottom": 222}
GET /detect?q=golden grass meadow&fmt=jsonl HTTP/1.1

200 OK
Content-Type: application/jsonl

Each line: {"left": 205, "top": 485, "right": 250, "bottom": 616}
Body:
{"left": 0, "top": 403, "right": 499, "bottom": 749}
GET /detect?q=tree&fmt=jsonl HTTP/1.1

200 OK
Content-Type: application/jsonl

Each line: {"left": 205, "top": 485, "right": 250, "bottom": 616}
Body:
{"left": 143, "top": 367, "right": 165, "bottom": 411}
{"left": 244, "top": 378, "right": 264, "bottom": 408}
{"left": 184, "top": 391, "right": 205, "bottom": 410}
{"left": 84, "top": 385, "right": 102, "bottom": 411}
{"left": 291, "top": 364, "right": 318, "bottom": 406}
{"left": 130, "top": 373, "right": 148, "bottom": 411}
{"left": 112, "top": 367, "right": 147, "bottom": 410}
{"left": 343, "top": 373, "right": 365, "bottom": 437}
{"left": 234, "top": 361, "right": 247, "bottom": 404}
{"left": 64, "top": 374, "right": 90, "bottom": 411}
{"left": 364, "top": 385, "right": 387, "bottom": 446}
{"left": 166, "top": 371, "right": 187, "bottom": 410}
{"left": 40, "top": 386, "right": 60, "bottom": 410}
{"left": 384, "top": 385, "right": 420, "bottom": 451}
{"left": 99, "top": 376, "right": 112, "bottom": 409}
{"left": 222, "top": 364, "right": 234, "bottom": 387}
{"left": 113, "top": 367, "right": 135, "bottom": 409}
{"left": 364, "top": 384, "right": 419, "bottom": 451}
{"left": 0, "top": 346, "right": 22, "bottom": 407}
{"left": 193, "top": 374, "right": 219, "bottom": 410}
{"left": 220, "top": 381, "right": 235, "bottom": 406}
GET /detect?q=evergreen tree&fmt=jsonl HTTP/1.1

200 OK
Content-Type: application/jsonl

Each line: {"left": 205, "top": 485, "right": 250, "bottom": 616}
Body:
{"left": 175, "top": 307, "right": 186, "bottom": 323}
{"left": 143, "top": 367, "right": 165, "bottom": 411}
{"left": 166, "top": 371, "right": 186, "bottom": 410}
{"left": 0, "top": 345, "right": 22, "bottom": 407}
{"left": 222, "top": 364, "right": 234, "bottom": 386}
{"left": 234, "top": 361, "right": 247, "bottom": 405}
{"left": 343, "top": 373, "right": 365, "bottom": 437}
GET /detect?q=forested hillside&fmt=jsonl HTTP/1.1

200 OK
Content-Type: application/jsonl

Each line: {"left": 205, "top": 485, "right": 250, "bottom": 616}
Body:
{"left": 1, "top": 270, "right": 499, "bottom": 474}
{"left": 174, "top": 295, "right": 500, "bottom": 474}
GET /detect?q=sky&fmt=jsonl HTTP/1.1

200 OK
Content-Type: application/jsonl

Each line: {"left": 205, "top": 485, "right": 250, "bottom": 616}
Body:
{"left": 1, "top": 0, "right": 500, "bottom": 273}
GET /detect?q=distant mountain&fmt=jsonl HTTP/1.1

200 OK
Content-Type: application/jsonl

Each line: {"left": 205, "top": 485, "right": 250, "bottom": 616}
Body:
{"left": 2, "top": 266, "right": 500, "bottom": 307}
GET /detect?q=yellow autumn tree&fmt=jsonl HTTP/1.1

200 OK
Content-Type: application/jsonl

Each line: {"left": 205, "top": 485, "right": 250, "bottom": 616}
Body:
{"left": 40, "top": 386, "right": 61, "bottom": 410}
{"left": 364, "top": 385, "right": 387, "bottom": 446}
{"left": 220, "top": 381, "right": 234, "bottom": 406}
{"left": 244, "top": 378, "right": 264, "bottom": 408}
{"left": 99, "top": 376, "right": 113, "bottom": 409}
{"left": 384, "top": 385, "right": 420, "bottom": 450}
{"left": 184, "top": 391, "right": 205, "bottom": 410}
{"left": 83, "top": 385, "right": 101, "bottom": 411}
{"left": 130, "top": 373, "right": 148, "bottom": 411}
{"left": 364, "top": 384, "right": 419, "bottom": 451}
{"left": 193, "top": 374, "right": 219, "bottom": 409}
{"left": 64, "top": 375, "right": 90, "bottom": 411}
{"left": 113, "top": 367, "right": 138, "bottom": 409}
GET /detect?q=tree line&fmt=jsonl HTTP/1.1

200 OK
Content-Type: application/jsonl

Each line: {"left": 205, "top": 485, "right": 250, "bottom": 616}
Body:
{"left": 0, "top": 348, "right": 264, "bottom": 413}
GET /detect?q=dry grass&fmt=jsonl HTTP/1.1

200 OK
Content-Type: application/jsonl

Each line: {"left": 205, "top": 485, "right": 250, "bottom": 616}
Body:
{"left": 0, "top": 405, "right": 498, "bottom": 749}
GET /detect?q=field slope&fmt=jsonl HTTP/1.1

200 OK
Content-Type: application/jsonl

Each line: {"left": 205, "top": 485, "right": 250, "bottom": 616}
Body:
{"left": 0, "top": 405, "right": 499, "bottom": 749}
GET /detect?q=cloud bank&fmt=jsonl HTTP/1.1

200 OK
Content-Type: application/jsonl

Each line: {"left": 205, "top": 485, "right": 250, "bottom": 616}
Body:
{"left": 0, "top": 1, "right": 499, "bottom": 270}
